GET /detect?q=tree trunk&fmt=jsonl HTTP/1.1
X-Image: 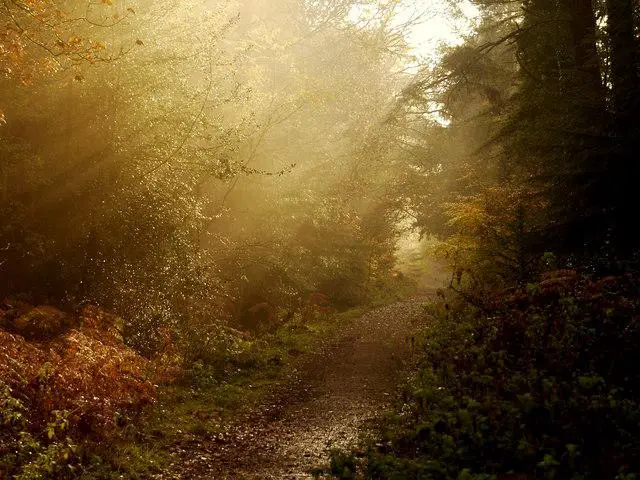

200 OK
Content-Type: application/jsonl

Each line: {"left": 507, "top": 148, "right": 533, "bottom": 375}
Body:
{"left": 606, "top": 0, "right": 639, "bottom": 248}
{"left": 565, "top": 0, "right": 605, "bottom": 109}
{"left": 606, "top": 0, "right": 639, "bottom": 124}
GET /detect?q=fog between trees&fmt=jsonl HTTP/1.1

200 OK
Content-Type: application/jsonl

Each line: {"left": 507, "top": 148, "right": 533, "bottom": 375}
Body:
{"left": 3, "top": 0, "right": 640, "bottom": 476}
{"left": 3, "top": 0, "right": 640, "bottom": 380}
{"left": 3, "top": 0, "right": 639, "bottom": 351}
{"left": 1, "top": 0, "right": 434, "bottom": 348}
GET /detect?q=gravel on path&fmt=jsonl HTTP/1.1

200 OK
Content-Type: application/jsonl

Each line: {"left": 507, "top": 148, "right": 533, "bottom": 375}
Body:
{"left": 161, "top": 300, "right": 429, "bottom": 479}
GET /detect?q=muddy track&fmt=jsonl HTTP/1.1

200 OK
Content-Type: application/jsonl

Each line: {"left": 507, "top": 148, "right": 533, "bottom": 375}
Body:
{"left": 161, "top": 300, "right": 428, "bottom": 479}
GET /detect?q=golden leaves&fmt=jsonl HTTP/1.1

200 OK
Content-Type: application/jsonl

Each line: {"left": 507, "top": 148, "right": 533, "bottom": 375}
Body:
{"left": 1, "top": 0, "right": 120, "bottom": 83}
{"left": 444, "top": 197, "right": 487, "bottom": 231}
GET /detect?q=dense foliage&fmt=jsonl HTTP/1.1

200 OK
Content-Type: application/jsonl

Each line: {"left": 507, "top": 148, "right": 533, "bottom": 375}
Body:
{"left": 321, "top": 0, "right": 640, "bottom": 476}
{"left": 372, "top": 0, "right": 640, "bottom": 283}
{"left": 0, "top": 0, "right": 414, "bottom": 362}
{"left": 3, "top": 0, "right": 640, "bottom": 477}
{"left": 1, "top": 0, "right": 421, "bottom": 476}
{"left": 0, "top": 304, "right": 156, "bottom": 478}
{"left": 334, "top": 271, "right": 640, "bottom": 479}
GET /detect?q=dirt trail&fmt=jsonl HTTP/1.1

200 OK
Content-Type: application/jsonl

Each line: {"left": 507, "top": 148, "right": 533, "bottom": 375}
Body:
{"left": 164, "top": 300, "right": 427, "bottom": 479}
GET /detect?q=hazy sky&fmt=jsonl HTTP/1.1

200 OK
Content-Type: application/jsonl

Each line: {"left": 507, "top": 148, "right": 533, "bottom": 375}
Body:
{"left": 407, "top": 1, "right": 479, "bottom": 56}
{"left": 349, "top": 0, "right": 479, "bottom": 66}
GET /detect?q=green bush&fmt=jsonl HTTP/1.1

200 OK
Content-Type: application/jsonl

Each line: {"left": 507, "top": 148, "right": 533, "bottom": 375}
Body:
{"left": 1, "top": 382, "right": 79, "bottom": 479}
{"left": 353, "top": 272, "right": 640, "bottom": 479}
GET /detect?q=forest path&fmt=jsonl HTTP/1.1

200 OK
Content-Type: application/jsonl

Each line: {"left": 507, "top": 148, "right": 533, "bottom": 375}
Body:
{"left": 164, "top": 299, "right": 428, "bottom": 479}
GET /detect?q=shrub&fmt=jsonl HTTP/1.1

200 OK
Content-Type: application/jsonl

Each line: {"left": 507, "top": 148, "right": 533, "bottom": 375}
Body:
{"left": 354, "top": 271, "right": 640, "bottom": 479}
{"left": 1, "top": 381, "right": 80, "bottom": 479}
{"left": 0, "top": 304, "right": 158, "bottom": 477}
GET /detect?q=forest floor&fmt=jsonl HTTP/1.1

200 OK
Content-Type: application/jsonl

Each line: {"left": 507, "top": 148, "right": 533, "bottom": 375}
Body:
{"left": 150, "top": 299, "right": 429, "bottom": 479}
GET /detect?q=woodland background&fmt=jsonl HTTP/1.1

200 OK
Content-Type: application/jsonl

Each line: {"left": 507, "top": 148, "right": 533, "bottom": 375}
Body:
{"left": 2, "top": 0, "right": 640, "bottom": 477}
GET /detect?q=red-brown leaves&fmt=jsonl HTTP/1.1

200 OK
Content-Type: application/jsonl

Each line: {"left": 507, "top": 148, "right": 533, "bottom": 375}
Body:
{"left": 13, "top": 306, "right": 68, "bottom": 340}
{"left": 45, "top": 330, "right": 156, "bottom": 434}
{"left": 0, "top": 304, "right": 157, "bottom": 439}
{"left": 0, "top": 329, "right": 51, "bottom": 387}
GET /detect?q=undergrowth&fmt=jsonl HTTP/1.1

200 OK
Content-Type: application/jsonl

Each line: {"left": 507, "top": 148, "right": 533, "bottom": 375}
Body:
{"left": 324, "top": 270, "right": 640, "bottom": 480}
{"left": 0, "top": 281, "right": 412, "bottom": 479}
{"left": 81, "top": 308, "right": 361, "bottom": 479}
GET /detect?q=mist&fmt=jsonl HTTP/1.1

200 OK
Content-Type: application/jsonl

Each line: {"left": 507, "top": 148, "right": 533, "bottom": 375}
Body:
{"left": 3, "top": 0, "right": 640, "bottom": 477}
